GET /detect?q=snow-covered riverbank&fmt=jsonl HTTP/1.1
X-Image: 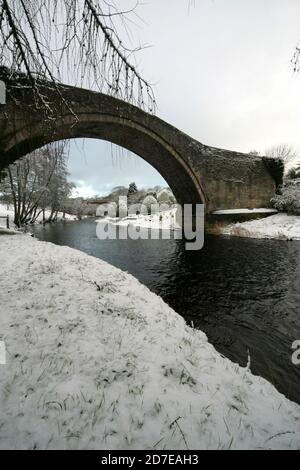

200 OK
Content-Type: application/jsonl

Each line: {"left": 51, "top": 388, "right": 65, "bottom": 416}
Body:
{"left": 222, "top": 213, "right": 300, "bottom": 241}
{"left": 102, "top": 207, "right": 300, "bottom": 242}
{"left": 0, "top": 234, "right": 299, "bottom": 449}
{"left": 0, "top": 203, "right": 77, "bottom": 229}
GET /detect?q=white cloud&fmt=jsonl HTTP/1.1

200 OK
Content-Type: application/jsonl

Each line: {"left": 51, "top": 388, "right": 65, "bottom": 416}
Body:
{"left": 71, "top": 181, "right": 99, "bottom": 199}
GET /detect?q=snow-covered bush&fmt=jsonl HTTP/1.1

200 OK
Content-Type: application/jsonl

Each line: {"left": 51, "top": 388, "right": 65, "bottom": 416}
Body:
{"left": 286, "top": 165, "right": 300, "bottom": 180}
{"left": 271, "top": 182, "right": 300, "bottom": 214}
{"left": 157, "top": 188, "right": 176, "bottom": 204}
{"left": 142, "top": 194, "right": 159, "bottom": 214}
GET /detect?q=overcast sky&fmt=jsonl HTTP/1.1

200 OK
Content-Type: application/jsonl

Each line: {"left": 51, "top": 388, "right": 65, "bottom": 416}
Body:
{"left": 68, "top": 0, "right": 300, "bottom": 197}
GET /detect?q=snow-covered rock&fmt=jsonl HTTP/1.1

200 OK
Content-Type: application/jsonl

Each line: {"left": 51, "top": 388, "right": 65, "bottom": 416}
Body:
{"left": 0, "top": 235, "right": 299, "bottom": 449}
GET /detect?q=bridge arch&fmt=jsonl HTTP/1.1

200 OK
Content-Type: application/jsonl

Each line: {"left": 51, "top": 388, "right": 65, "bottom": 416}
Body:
{"left": 0, "top": 78, "right": 277, "bottom": 212}
{"left": 0, "top": 84, "right": 207, "bottom": 206}
{"left": 5, "top": 112, "right": 205, "bottom": 206}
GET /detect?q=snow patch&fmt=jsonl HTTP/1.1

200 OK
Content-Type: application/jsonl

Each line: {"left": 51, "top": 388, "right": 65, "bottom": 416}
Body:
{"left": 0, "top": 235, "right": 299, "bottom": 449}
{"left": 212, "top": 208, "right": 277, "bottom": 215}
{"left": 222, "top": 213, "right": 300, "bottom": 240}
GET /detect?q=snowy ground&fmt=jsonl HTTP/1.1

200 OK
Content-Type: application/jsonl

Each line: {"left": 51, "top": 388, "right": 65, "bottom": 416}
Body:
{"left": 0, "top": 235, "right": 300, "bottom": 449}
{"left": 222, "top": 213, "right": 300, "bottom": 240}
{"left": 0, "top": 203, "right": 77, "bottom": 229}
{"left": 98, "top": 207, "right": 180, "bottom": 231}
{"left": 0, "top": 227, "right": 21, "bottom": 235}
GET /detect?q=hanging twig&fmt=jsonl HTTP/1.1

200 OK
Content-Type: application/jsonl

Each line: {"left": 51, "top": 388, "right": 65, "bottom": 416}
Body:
{"left": 0, "top": 0, "right": 156, "bottom": 112}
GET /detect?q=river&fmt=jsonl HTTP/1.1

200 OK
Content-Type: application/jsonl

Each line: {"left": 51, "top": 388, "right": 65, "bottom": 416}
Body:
{"left": 29, "top": 218, "right": 300, "bottom": 404}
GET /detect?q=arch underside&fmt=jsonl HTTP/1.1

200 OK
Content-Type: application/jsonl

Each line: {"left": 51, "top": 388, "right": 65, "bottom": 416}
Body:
{"left": 4, "top": 114, "right": 205, "bottom": 205}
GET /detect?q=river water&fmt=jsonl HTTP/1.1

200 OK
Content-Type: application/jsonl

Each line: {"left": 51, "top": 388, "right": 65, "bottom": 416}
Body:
{"left": 30, "top": 218, "right": 300, "bottom": 404}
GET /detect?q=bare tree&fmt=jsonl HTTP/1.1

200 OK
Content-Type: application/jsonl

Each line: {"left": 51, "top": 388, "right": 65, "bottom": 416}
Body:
{"left": 0, "top": 142, "right": 73, "bottom": 226}
{"left": 62, "top": 197, "right": 85, "bottom": 220}
{"left": 0, "top": 0, "right": 155, "bottom": 111}
{"left": 248, "top": 149, "right": 260, "bottom": 156}
{"left": 265, "top": 144, "right": 298, "bottom": 168}
{"left": 292, "top": 43, "right": 300, "bottom": 73}
{"left": 39, "top": 144, "right": 75, "bottom": 223}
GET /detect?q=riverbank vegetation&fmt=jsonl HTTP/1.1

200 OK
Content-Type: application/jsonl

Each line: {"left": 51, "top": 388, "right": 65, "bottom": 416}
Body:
{"left": 271, "top": 166, "right": 300, "bottom": 215}
{"left": 0, "top": 142, "right": 74, "bottom": 227}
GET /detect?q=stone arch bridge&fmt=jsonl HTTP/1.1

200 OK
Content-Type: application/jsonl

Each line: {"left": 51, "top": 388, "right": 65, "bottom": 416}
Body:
{"left": 0, "top": 74, "right": 277, "bottom": 213}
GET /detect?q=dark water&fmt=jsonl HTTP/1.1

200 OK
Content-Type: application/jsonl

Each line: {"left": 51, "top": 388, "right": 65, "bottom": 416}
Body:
{"left": 30, "top": 218, "right": 300, "bottom": 404}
